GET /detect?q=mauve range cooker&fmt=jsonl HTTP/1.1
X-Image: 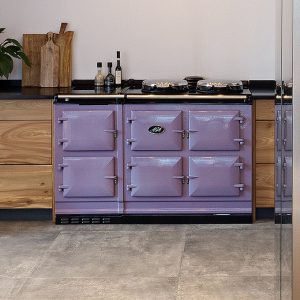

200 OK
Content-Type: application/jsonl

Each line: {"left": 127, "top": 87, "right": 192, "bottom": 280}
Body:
{"left": 54, "top": 79, "right": 252, "bottom": 224}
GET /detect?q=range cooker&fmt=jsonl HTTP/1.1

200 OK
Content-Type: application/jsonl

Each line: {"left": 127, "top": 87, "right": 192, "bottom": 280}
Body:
{"left": 53, "top": 80, "right": 252, "bottom": 224}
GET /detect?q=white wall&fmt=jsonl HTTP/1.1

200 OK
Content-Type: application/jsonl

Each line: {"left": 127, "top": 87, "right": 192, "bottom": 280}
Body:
{"left": 0, "top": 0, "right": 277, "bottom": 81}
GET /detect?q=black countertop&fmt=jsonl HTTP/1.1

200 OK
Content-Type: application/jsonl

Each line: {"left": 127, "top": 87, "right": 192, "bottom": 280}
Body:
{"left": 0, "top": 80, "right": 278, "bottom": 100}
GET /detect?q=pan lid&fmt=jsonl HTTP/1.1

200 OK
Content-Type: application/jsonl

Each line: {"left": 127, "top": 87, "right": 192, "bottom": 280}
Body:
{"left": 142, "top": 79, "right": 188, "bottom": 94}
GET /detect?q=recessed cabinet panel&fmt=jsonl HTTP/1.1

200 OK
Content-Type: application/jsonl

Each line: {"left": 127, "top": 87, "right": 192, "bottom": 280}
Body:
{"left": 129, "top": 157, "right": 183, "bottom": 197}
{"left": 130, "top": 110, "right": 183, "bottom": 151}
{"left": 62, "top": 157, "right": 115, "bottom": 198}
{"left": 284, "top": 110, "right": 293, "bottom": 151}
{"left": 189, "top": 110, "right": 241, "bottom": 151}
{"left": 284, "top": 156, "right": 292, "bottom": 197}
{"left": 189, "top": 156, "right": 242, "bottom": 197}
{"left": 62, "top": 110, "right": 115, "bottom": 151}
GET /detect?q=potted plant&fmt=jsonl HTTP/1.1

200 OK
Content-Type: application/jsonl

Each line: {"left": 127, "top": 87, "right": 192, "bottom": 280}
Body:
{"left": 0, "top": 28, "right": 30, "bottom": 79}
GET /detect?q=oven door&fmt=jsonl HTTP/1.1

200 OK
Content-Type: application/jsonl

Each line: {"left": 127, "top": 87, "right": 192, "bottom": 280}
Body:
{"left": 188, "top": 110, "right": 243, "bottom": 151}
{"left": 127, "top": 157, "right": 183, "bottom": 197}
{"left": 60, "top": 157, "right": 115, "bottom": 198}
{"left": 188, "top": 156, "right": 244, "bottom": 197}
{"left": 128, "top": 110, "right": 183, "bottom": 151}
{"left": 61, "top": 110, "right": 115, "bottom": 151}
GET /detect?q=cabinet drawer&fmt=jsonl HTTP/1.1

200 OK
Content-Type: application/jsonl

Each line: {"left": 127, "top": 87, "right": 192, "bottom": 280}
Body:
{"left": 255, "top": 100, "right": 275, "bottom": 120}
{"left": 0, "top": 165, "right": 52, "bottom": 208}
{"left": 0, "top": 121, "right": 51, "bottom": 164}
{"left": 0, "top": 100, "right": 52, "bottom": 120}
{"left": 256, "top": 164, "right": 275, "bottom": 207}
{"left": 256, "top": 121, "right": 275, "bottom": 163}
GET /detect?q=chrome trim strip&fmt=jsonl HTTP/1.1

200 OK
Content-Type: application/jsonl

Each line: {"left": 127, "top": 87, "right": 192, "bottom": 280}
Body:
{"left": 57, "top": 94, "right": 124, "bottom": 99}
{"left": 126, "top": 94, "right": 248, "bottom": 100}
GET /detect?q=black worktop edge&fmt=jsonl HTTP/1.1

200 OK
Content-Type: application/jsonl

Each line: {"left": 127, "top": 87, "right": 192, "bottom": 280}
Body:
{"left": 0, "top": 79, "right": 278, "bottom": 100}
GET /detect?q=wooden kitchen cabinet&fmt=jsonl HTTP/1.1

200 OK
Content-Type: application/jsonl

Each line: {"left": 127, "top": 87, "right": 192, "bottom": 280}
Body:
{"left": 0, "top": 165, "right": 52, "bottom": 208}
{"left": 254, "top": 100, "right": 275, "bottom": 211}
{"left": 0, "top": 99, "right": 53, "bottom": 209}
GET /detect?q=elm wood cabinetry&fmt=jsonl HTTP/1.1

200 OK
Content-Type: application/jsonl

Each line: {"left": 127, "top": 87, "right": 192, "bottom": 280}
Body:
{"left": 254, "top": 100, "right": 275, "bottom": 209}
{"left": 0, "top": 100, "right": 52, "bottom": 208}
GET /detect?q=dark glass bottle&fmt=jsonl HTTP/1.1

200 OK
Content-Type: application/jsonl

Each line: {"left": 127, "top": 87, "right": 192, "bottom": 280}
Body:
{"left": 115, "top": 51, "right": 122, "bottom": 86}
{"left": 105, "top": 62, "right": 115, "bottom": 90}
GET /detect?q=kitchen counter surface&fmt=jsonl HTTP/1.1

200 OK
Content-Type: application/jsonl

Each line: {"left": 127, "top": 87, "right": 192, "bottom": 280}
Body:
{"left": 250, "top": 89, "right": 277, "bottom": 100}
{"left": 0, "top": 81, "right": 277, "bottom": 101}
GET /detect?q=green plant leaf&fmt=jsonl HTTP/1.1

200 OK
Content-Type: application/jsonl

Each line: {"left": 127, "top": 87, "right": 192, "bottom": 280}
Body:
{"left": 0, "top": 51, "right": 13, "bottom": 79}
{"left": 17, "top": 51, "right": 31, "bottom": 66}
{"left": 5, "top": 38, "right": 22, "bottom": 48}
{"left": 2, "top": 45, "right": 21, "bottom": 58}
{"left": 0, "top": 28, "right": 5, "bottom": 34}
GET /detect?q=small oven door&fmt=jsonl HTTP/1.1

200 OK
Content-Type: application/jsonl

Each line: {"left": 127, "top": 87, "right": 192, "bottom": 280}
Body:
{"left": 61, "top": 110, "right": 115, "bottom": 151}
{"left": 61, "top": 157, "right": 115, "bottom": 198}
{"left": 188, "top": 110, "right": 243, "bottom": 151}
{"left": 188, "top": 156, "right": 244, "bottom": 197}
{"left": 127, "top": 157, "right": 183, "bottom": 197}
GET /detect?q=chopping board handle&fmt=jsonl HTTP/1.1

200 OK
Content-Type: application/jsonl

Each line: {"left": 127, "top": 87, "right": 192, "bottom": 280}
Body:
{"left": 40, "top": 31, "right": 59, "bottom": 87}
{"left": 59, "top": 23, "right": 68, "bottom": 34}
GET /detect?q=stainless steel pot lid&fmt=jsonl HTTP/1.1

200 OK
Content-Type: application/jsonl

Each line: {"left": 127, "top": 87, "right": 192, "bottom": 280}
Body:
{"left": 197, "top": 80, "right": 243, "bottom": 93}
{"left": 142, "top": 79, "right": 188, "bottom": 94}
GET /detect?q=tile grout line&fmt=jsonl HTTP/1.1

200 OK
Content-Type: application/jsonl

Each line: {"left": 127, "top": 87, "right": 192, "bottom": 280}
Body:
{"left": 175, "top": 227, "right": 188, "bottom": 300}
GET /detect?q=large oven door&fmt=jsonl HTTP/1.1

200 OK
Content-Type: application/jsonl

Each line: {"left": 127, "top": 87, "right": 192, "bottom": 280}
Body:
{"left": 61, "top": 157, "right": 115, "bottom": 198}
{"left": 188, "top": 156, "right": 243, "bottom": 197}
{"left": 128, "top": 110, "right": 183, "bottom": 151}
{"left": 188, "top": 110, "right": 243, "bottom": 151}
{"left": 61, "top": 110, "right": 115, "bottom": 151}
{"left": 127, "top": 157, "right": 183, "bottom": 197}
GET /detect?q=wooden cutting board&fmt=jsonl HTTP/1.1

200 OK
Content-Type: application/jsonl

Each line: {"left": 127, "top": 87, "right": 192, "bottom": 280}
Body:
{"left": 40, "top": 32, "right": 59, "bottom": 87}
{"left": 56, "top": 31, "right": 74, "bottom": 87}
{"left": 22, "top": 34, "right": 47, "bottom": 87}
{"left": 22, "top": 26, "right": 74, "bottom": 87}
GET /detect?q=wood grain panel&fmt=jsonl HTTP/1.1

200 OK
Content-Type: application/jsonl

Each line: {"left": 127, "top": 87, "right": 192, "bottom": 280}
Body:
{"left": 256, "top": 121, "right": 275, "bottom": 163}
{"left": 0, "top": 121, "right": 51, "bottom": 164}
{"left": 256, "top": 164, "right": 275, "bottom": 207}
{"left": 0, "top": 100, "right": 52, "bottom": 120}
{"left": 0, "top": 165, "right": 52, "bottom": 208}
{"left": 255, "top": 100, "right": 275, "bottom": 120}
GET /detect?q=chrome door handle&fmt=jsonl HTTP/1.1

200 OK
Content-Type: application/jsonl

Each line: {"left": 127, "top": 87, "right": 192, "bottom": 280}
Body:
{"left": 126, "top": 163, "right": 137, "bottom": 169}
{"left": 234, "top": 116, "right": 244, "bottom": 124}
{"left": 58, "top": 163, "right": 68, "bottom": 169}
{"left": 173, "top": 175, "right": 185, "bottom": 184}
{"left": 105, "top": 176, "right": 118, "bottom": 184}
{"left": 104, "top": 129, "right": 118, "bottom": 138}
{"left": 58, "top": 185, "right": 69, "bottom": 192}
{"left": 233, "top": 138, "right": 245, "bottom": 145}
{"left": 58, "top": 117, "right": 68, "bottom": 123}
{"left": 126, "top": 138, "right": 136, "bottom": 145}
{"left": 58, "top": 138, "right": 68, "bottom": 144}
{"left": 126, "top": 184, "right": 137, "bottom": 191}
{"left": 172, "top": 130, "right": 185, "bottom": 138}
{"left": 234, "top": 162, "right": 244, "bottom": 170}
{"left": 234, "top": 183, "right": 245, "bottom": 191}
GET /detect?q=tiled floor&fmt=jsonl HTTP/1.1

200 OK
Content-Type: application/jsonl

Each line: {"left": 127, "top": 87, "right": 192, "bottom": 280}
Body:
{"left": 0, "top": 221, "right": 282, "bottom": 300}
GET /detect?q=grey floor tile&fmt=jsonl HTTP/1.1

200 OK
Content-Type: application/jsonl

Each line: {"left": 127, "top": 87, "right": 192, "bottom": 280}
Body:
{"left": 0, "top": 278, "right": 26, "bottom": 300}
{"left": 32, "top": 230, "right": 185, "bottom": 278}
{"left": 177, "top": 276, "right": 278, "bottom": 300}
{"left": 0, "top": 232, "right": 58, "bottom": 278}
{"left": 180, "top": 229, "right": 277, "bottom": 277}
{"left": 14, "top": 277, "right": 177, "bottom": 300}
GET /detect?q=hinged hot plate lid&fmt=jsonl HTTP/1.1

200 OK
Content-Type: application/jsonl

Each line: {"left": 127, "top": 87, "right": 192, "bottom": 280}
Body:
{"left": 197, "top": 80, "right": 243, "bottom": 94}
{"left": 142, "top": 79, "right": 188, "bottom": 94}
